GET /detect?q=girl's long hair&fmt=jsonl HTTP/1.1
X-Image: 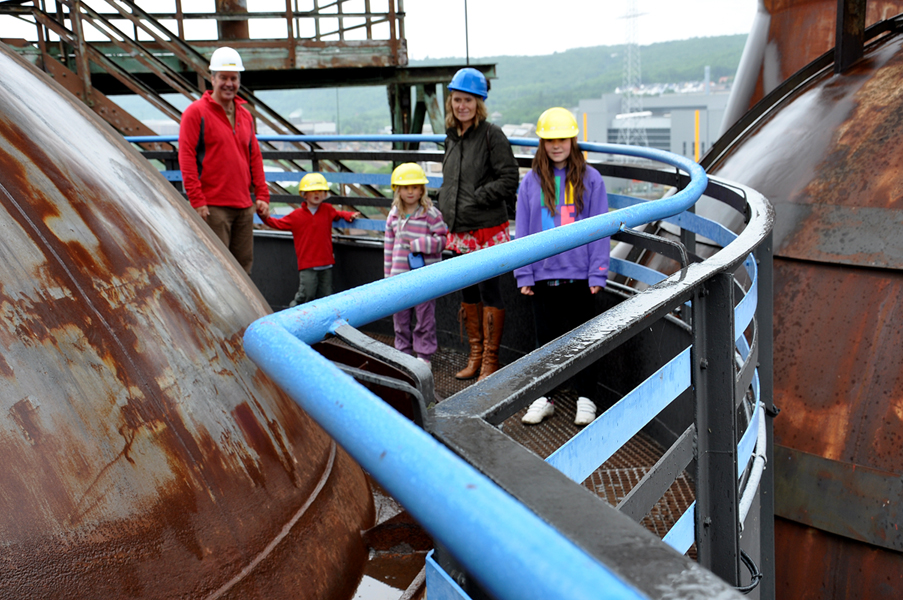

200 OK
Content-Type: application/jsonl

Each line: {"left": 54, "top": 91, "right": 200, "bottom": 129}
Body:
{"left": 391, "top": 185, "right": 431, "bottom": 213}
{"left": 532, "top": 137, "right": 586, "bottom": 216}
{"left": 444, "top": 94, "right": 488, "bottom": 133}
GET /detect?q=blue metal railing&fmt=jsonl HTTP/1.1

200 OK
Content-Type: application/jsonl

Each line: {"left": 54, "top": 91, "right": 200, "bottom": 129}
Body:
{"left": 242, "top": 141, "right": 704, "bottom": 346}
{"left": 237, "top": 137, "right": 731, "bottom": 600}
{"left": 131, "top": 133, "right": 771, "bottom": 599}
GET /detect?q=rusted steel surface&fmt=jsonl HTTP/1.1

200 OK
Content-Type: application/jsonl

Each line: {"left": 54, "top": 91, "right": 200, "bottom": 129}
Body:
{"left": 770, "top": 260, "right": 903, "bottom": 473}
{"left": 216, "top": 0, "right": 250, "bottom": 41}
{"left": 712, "top": 34, "right": 903, "bottom": 269}
{"left": 744, "top": 0, "right": 903, "bottom": 108}
{"left": 0, "top": 42, "right": 373, "bottom": 599}
{"left": 40, "top": 53, "right": 172, "bottom": 147}
{"left": 709, "top": 24, "right": 903, "bottom": 598}
{"left": 774, "top": 518, "right": 903, "bottom": 599}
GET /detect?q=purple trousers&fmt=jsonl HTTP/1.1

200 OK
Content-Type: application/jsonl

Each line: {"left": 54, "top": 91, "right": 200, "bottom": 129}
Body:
{"left": 393, "top": 299, "right": 437, "bottom": 361}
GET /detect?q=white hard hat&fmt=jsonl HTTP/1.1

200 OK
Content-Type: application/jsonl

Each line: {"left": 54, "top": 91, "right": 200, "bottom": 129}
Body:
{"left": 209, "top": 47, "right": 244, "bottom": 72}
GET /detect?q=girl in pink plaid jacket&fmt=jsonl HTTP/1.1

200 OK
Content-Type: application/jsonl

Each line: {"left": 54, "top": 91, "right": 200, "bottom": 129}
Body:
{"left": 384, "top": 164, "right": 448, "bottom": 364}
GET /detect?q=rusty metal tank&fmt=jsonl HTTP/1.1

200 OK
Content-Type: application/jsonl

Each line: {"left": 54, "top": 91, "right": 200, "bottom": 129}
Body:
{"left": 723, "top": 0, "right": 903, "bottom": 130}
{"left": 0, "top": 43, "right": 373, "bottom": 598}
{"left": 705, "top": 19, "right": 903, "bottom": 600}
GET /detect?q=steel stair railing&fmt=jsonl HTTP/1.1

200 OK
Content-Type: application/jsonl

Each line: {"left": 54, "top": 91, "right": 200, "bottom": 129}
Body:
{"left": 0, "top": 0, "right": 389, "bottom": 199}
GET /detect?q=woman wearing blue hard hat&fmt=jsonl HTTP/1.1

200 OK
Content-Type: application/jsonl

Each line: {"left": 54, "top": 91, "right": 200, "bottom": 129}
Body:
{"left": 438, "top": 67, "right": 519, "bottom": 382}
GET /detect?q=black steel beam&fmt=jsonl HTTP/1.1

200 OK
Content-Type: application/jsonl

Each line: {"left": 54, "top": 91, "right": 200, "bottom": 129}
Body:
{"left": 332, "top": 324, "right": 435, "bottom": 430}
{"left": 436, "top": 281, "right": 694, "bottom": 426}
{"left": 430, "top": 414, "right": 743, "bottom": 599}
{"left": 612, "top": 228, "right": 689, "bottom": 268}
{"left": 85, "top": 64, "right": 497, "bottom": 95}
{"left": 680, "top": 204, "right": 697, "bottom": 266}
{"left": 693, "top": 272, "right": 741, "bottom": 585}
{"left": 835, "top": 0, "right": 867, "bottom": 74}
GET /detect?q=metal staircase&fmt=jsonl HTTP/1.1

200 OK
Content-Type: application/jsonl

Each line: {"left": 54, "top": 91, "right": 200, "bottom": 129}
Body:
{"left": 0, "top": 0, "right": 414, "bottom": 197}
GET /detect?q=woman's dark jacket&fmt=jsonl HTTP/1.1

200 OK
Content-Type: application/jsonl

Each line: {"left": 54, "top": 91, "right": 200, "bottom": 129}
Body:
{"left": 438, "top": 120, "right": 519, "bottom": 233}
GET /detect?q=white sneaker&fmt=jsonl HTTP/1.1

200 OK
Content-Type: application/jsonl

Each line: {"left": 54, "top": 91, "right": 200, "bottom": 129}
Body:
{"left": 522, "top": 397, "right": 554, "bottom": 425}
{"left": 574, "top": 397, "right": 597, "bottom": 426}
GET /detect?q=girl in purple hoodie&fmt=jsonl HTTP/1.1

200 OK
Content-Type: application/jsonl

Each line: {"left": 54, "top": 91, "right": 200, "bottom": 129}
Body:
{"left": 514, "top": 107, "right": 610, "bottom": 427}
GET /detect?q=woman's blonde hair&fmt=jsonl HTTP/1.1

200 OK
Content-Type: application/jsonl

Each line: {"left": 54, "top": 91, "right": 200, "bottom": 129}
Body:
{"left": 391, "top": 184, "right": 432, "bottom": 213}
{"left": 444, "top": 93, "right": 488, "bottom": 132}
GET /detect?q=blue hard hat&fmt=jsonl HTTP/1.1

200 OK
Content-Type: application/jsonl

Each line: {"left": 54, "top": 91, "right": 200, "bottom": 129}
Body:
{"left": 448, "top": 68, "right": 488, "bottom": 100}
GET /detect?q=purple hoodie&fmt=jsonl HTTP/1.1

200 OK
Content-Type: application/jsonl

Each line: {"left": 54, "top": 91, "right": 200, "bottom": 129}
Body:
{"left": 514, "top": 166, "right": 609, "bottom": 288}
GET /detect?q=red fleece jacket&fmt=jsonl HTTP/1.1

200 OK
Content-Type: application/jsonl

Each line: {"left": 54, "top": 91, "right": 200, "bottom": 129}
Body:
{"left": 178, "top": 92, "right": 269, "bottom": 209}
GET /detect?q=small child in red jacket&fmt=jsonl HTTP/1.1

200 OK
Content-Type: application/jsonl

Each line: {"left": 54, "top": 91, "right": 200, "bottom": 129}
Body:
{"left": 261, "top": 173, "right": 359, "bottom": 307}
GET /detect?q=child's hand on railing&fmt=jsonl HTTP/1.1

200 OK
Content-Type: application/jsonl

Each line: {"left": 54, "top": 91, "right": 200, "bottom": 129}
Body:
{"left": 349, "top": 211, "right": 361, "bottom": 221}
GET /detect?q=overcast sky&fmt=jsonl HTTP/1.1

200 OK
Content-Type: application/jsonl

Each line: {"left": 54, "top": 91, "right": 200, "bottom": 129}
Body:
{"left": 0, "top": 1, "right": 761, "bottom": 60}
{"left": 402, "top": 0, "right": 760, "bottom": 60}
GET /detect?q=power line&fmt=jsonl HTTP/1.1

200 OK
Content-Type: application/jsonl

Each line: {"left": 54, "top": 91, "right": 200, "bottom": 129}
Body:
{"left": 617, "top": 0, "right": 648, "bottom": 148}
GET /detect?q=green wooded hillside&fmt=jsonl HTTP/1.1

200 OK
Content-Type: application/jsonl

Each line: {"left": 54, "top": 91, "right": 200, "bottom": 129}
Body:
{"left": 416, "top": 35, "right": 746, "bottom": 126}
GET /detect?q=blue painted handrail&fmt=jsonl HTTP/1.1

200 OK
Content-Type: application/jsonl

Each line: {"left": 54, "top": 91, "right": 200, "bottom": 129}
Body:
{"left": 242, "top": 141, "right": 704, "bottom": 346}
{"left": 132, "top": 133, "right": 765, "bottom": 596}
{"left": 128, "top": 133, "right": 609, "bottom": 192}
{"left": 239, "top": 137, "right": 708, "bottom": 600}
{"left": 128, "top": 133, "right": 589, "bottom": 150}
{"left": 159, "top": 169, "right": 446, "bottom": 189}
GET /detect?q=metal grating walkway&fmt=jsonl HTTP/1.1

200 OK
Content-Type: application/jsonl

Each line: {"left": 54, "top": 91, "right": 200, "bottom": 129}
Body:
{"left": 353, "top": 331, "right": 696, "bottom": 549}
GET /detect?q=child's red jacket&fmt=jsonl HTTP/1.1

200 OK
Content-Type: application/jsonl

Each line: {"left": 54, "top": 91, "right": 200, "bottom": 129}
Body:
{"left": 263, "top": 203, "right": 356, "bottom": 270}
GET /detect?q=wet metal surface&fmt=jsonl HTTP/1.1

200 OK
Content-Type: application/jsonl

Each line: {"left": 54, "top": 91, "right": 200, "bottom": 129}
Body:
{"left": 357, "top": 479, "right": 428, "bottom": 600}
{"left": 0, "top": 44, "right": 373, "bottom": 598}
{"left": 713, "top": 35, "right": 903, "bottom": 269}
{"left": 774, "top": 518, "right": 903, "bottom": 599}
{"left": 771, "top": 260, "right": 903, "bottom": 472}
{"left": 709, "top": 25, "right": 903, "bottom": 599}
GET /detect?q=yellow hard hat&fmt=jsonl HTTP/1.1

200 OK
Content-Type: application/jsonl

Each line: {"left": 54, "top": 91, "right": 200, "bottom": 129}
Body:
{"left": 391, "top": 163, "right": 429, "bottom": 189}
{"left": 299, "top": 172, "right": 330, "bottom": 193}
{"left": 536, "top": 107, "right": 579, "bottom": 140}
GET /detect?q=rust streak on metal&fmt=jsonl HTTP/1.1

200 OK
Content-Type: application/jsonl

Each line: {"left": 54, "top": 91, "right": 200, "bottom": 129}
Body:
{"left": 713, "top": 35, "right": 903, "bottom": 268}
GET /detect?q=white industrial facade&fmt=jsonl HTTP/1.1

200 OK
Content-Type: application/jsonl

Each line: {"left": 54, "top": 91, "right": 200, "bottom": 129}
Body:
{"left": 577, "top": 91, "right": 730, "bottom": 160}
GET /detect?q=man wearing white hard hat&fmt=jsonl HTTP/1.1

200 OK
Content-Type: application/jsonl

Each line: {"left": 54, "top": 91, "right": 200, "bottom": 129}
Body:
{"left": 178, "top": 47, "right": 270, "bottom": 274}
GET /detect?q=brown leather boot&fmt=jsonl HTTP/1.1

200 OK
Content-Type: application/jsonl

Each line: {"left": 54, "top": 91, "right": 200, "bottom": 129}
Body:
{"left": 478, "top": 306, "right": 505, "bottom": 381}
{"left": 455, "top": 302, "right": 483, "bottom": 379}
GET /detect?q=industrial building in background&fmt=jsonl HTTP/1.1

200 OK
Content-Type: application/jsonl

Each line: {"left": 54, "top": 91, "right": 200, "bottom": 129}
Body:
{"left": 579, "top": 67, "right": 728, "bottom": 160}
